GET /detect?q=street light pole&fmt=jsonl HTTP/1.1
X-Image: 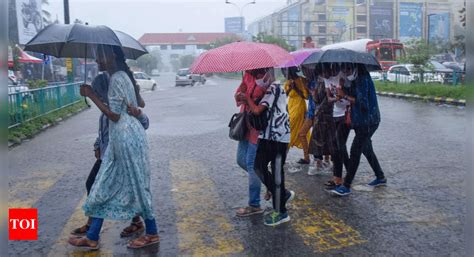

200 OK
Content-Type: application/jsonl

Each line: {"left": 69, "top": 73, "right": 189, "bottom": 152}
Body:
{"left": 64, "top": 0, "right": 70, "bottom": 24}
{"left": 225, "top": 0, "right": 256, "bottom": 34}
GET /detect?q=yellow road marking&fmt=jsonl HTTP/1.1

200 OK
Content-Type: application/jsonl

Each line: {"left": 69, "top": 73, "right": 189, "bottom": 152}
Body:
{"left": 287, "top": 181, "right": 366, "bottom": 253}
{"left": 9, "top": 171, "right": 64, "bottom": 208}
{"left": 47, "top": 195, "right": 114, "bottom": 257}
{"left": 170, "top": 160, "right": 244, "bottom": 257}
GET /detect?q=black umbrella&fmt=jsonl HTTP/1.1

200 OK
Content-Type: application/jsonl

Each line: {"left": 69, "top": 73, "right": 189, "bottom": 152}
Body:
{"left": 24, "top": 23, "right": 148, "bottom": 59}
{"left": 302, "top": 48, "right": 382, "bottom": 71}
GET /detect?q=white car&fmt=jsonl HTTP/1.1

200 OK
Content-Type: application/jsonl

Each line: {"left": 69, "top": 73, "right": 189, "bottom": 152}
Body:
{"left": 8, "top": 77, "right": 29, "bottom": 95}
{"left": 133, "top": 72, "right": 157, "bottom": 91}
{"left": 387, "top": 64, "right": 443, "bottom": 84}
{"left": 369, "top": 71, "right": 383, "bottom": 81}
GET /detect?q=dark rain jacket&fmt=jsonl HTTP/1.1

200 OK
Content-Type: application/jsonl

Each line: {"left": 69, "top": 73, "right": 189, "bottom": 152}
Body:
{"left": 350, "top": 73, "right": 381, "bottom": 128}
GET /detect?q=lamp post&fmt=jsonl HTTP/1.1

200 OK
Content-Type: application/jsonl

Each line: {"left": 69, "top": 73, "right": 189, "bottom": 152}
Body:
{"left": 225, "top": 1, "right": 256, "bottom": 34}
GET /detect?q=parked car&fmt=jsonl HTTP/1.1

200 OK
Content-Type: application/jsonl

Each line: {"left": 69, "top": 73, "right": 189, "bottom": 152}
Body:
{"left": 8, "top": 77, "right": 29, "bottom": 95}
{"left": 387, "top": 64, "right": 443, "bottom": 84}
{"left": 369, "top": 71, "right": 383, "bottom": 81}
{"left": 133, "top": 72, "right": 157, "bottom": 91}
{"left": 428, "top": 61, "right": 453, "bottom": 84}
{"left": 175, "top": 68, "right": 206, "bottom": 87}
{"left": 442, "top": 62, "right": 465, "bottom": 84}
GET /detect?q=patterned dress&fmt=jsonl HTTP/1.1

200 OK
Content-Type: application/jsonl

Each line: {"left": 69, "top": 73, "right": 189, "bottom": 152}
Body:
{"left": 83, "top": 71, "right": 154, "bottom": 221}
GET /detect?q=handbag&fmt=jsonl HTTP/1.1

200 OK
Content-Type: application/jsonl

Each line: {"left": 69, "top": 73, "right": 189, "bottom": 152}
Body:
{"left": 228, "top": 112, "right": 248, "bottom": 141}
{"left": 248, "top": 86, "right": 280, "bottom": 131}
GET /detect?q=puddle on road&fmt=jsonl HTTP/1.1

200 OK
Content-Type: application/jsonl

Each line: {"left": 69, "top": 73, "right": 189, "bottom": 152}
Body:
{"left": 147, "top": 114, "right": 226, "bottom": 136}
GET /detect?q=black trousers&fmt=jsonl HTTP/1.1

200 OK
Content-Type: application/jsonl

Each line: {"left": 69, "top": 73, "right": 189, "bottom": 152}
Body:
{"left": 333, "top": 117, "right": 351, "bottom": 178}
{"left": 344, "top": 124, "right": 385, "bottom": 188}
{"left": 85, "top": 159, "right": 102, "bottom": 195}
{"left": 254, "top": 139, "right": 289, "bottom": 213}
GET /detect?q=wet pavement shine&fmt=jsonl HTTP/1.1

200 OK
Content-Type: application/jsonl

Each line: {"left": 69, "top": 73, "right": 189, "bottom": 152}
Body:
{"left": 8, "top": 73, "right": 466, "bottom": 256}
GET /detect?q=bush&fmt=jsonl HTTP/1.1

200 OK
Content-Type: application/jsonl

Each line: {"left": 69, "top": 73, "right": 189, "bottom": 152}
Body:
{"left": 27, "top": 79, "right": 48, "bottom": 89}
{"left": 375, "top": 81, "right": 466, "bottom": 99}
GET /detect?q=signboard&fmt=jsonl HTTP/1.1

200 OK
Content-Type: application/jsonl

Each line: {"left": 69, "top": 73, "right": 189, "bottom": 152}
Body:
{"left": 327, "top": 0, "right": 354, "bottom": 42}
{"left": 369, "top": 2, "right": 394, "bottom": 39}
{"left": 16, "top": 0, "right": 43, "bottom": 44}
{"left": 225, "top": 17, "right": 245, "bottom": 34}
{"left": 399, "top": 2, "right": 423, "bottom": 41}
{"left": 429, "top": 13, "right": 450, "bottom": 43}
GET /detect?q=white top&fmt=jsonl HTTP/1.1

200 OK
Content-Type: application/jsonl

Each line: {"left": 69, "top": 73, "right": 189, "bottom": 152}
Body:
{"left": 324, "top": 73, "right": 350, "bottom": 118}
{"left": 259, "top": 83, "right": 290, "bottom": 143}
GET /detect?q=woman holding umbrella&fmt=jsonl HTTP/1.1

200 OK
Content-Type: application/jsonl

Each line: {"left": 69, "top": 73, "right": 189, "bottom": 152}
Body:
{"left": 68, "top": 45, "right": 159, "bottom": 250}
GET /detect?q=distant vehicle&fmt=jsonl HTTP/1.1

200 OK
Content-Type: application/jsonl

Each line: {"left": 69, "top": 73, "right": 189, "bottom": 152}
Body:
{"left": 133, "top": 72, "right": 157, "bottom": 91}
{"left": 442, "top": 62, "right": 465, "bottom": 84}
{"left": 369, "top": 71, "right": 383, "bottom": 81}
{"left": 175, "top": 68, "right": 206, "bottom": 87}
{"left": 386, "top": 64, "right": 443, "bottom": 84}
{"left": 8, "top": 77, "right": 29, "bottom": 95}
{"left": 431, "top": 53, "right": 456, "bottom": 63}
{"left": 428, "top": 61, "right": 453, "bottom": 84}
{"left": 322, "top": 38, "right": 405, "bottom": 71}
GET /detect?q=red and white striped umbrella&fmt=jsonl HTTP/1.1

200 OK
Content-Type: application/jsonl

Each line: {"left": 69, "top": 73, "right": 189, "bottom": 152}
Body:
{"left": 190, "top": 41, "right": 294, "bottom": 73}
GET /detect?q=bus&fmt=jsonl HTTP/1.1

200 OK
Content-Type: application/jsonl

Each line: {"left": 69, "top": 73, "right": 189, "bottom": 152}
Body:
{"left": 321, "top": 38, "right": 405, "bottom": 70}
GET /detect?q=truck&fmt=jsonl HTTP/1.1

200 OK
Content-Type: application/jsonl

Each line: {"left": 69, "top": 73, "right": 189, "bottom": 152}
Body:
{"left": 321, "top": 38, "right": 405, "bottom": 71}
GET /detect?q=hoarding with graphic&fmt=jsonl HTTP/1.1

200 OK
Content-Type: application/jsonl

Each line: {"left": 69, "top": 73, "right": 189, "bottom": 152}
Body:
{"left": 225, "top": 17, "right": 245, "bottom": 34}
{"left": 16, "top": 0, "right": 43, "bottom": 44}
{"left": 399, "top": 2, "right": 422, "bottom": 41}
{"left": 369, "top": 2, "right": 393, "bottom": 39}
{"left": 428, "top": 13, "right": 450, "bottom": 43}
{"left": 327, "top": 0, "right": 354, "bottom": 42}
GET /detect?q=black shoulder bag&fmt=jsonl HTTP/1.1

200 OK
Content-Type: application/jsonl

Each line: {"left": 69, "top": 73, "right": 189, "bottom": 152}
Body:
{"left": 248, "top": 85, "right": 280, "bottom": 131}
{"left": 228, "top": 84, "right": 257, "bottom": 141}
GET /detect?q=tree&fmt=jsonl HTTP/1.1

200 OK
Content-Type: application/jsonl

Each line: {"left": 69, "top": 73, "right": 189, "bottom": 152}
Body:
{"left": 149, "top": 49, "right": 163, "bottom": 71}
{"left": 206, "top": 35, "right": 242, "bottom": 50}
{"left": 128, "top": 54, "right": 158, "bottom": 74}
{"left": 400, "top": 39, "right": 436, "bottom": 82}
{"left": 179, "top": 55, "right": 195, "bottom": 69}
{"left": 252, "top": 33, "right": 296, "bottom": 51}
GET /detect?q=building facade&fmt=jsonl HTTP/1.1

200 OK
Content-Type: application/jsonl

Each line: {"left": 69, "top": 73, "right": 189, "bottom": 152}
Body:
{"left": 139, "top": 33, "right": 237, "bottom": 71}
{"left": 248, "top": 0, "right": 458, "bottom": 49}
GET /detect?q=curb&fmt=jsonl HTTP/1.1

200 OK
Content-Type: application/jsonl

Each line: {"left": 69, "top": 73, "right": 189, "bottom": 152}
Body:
{"left": 377, "top": 91, "right": 466, "bottom": 106}
{"left": 8, "top": 106, "right": 90, "bottom": 148}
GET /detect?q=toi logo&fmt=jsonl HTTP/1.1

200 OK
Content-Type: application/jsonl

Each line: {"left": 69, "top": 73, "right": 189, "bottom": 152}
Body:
{"left": 9, "top": 208, "right": 38, "bottom": 240}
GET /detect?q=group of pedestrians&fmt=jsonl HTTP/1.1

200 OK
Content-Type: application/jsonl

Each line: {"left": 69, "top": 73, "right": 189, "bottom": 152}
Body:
{"left": 234, "top": 62, "right": 386, "bottom": 226}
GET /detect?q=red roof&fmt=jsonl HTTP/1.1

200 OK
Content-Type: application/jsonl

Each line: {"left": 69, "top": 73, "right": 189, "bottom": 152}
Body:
{"left": 139, "top": 33, "right": 239, "bottom": 45}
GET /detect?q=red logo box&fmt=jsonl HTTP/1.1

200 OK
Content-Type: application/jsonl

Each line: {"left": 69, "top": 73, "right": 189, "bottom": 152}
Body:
{"left": 9, "top": 208, "right": 38, "bottom": 240}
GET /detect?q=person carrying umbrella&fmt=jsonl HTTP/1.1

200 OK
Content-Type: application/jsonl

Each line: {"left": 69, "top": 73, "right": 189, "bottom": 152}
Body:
{"left": 68, "top": 45, "right": 159, "bottom": 249}
{"left": 238, "top": 68, "right": 295, "bottom": 226}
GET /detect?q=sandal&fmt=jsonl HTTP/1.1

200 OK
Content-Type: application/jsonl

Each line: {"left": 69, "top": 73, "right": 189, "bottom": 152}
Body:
{"left": 296, "top": 158, "right": 310, "bottom": 165}
{"left": 68, "top": 236, "right": 99, "bottom": 250}
{"left": 236, "top": 206, "right": 264, "bottom": 217}
{"left": 264, "top": 191, "right": 272, "bottom": 201}
{"left": 71, "top": 224, "right": 90, "bottom": 236}
{"left": 120, "top": 220, "right": 145, "bottom": 238}
{"left": 127, "top": 234, "right": 160, "bottom": 249}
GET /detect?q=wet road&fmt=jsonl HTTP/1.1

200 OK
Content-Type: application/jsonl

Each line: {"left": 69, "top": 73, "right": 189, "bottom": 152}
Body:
{"left": 8, "top": 73, "right": 466, "bottom": 256}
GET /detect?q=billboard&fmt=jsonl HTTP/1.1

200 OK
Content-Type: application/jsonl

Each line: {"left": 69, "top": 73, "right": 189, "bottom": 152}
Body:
{"left": 369, "top": 2, "right": 394, "bottom": 39}
{"left": 429, "top": 13, "right": 450, "bottom": 43}
{"left": 327, "top": 0, "right": 354, "bottom": 42}
{"left": 225, "top": 17, "right": 245, "bottom": 34}
{"left": 399, "top": 2, "right": 422, "bottom": 41}
{"left": 16, "top": 0, "right": 44, "bottom": 44}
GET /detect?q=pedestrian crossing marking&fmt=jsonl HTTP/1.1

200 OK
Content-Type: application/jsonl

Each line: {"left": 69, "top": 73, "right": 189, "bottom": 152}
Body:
{"left": 47, "top": 195, "right": 113, "bottom": 257}
{"left": 288, "top": 185, "right": 367, "bottom": 252}
{"left": 170, "top": 159, "right": 244, "bottom": 257}
{"left": 9, "top": 171, "right": 62, "bottom": 208}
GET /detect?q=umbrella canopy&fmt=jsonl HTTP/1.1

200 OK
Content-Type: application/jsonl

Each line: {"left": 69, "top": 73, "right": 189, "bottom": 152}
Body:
{"left": 279, "top": 48, "right": 321, "bottom": 68}
{"left": 190, "top": 41, "right": 293, "bottom": 73}
{"left": 302, "top": 48, "right": 382, "bottom": 71}
{"left": 24, "top": 23, "right": 147, "bottom": 59}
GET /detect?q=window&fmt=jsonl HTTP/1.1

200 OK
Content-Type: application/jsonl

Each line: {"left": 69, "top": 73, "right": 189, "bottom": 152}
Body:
{"left": 317, "top": 14, "right": 326, "bottom": 21}
{"left": 356, "top": 26, "right": 367, "bottom": 34}
{"left": 160, "top": 45, "right": 168, "bottom": 50}
{"left": 357, "top": 15, "right": 366, "bottom": 22}
{"left": 399, "top": 67, "right": 410, "bottom": 75}
{"left": 134, "top": 73, "right": 145, "bottom": 80}
{"left": 318, "top": 26, "right": 326, "bottom": 34}
{"left": 318, "top": 37, "right": 326, "bottom": 45}
{"left": 380, "top": 47, "right": 393, "bottom": 61}
{"left": 171, "top": 44, "right": 186, "bottom": 50}
{"left": 395, "top": 48, "right": 404, "bottom": 60}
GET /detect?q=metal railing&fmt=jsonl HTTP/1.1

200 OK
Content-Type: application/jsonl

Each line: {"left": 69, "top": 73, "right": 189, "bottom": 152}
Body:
{"left": 374, "top": 70, "right": 465, "bottom": 85}
{"left": 8, "top": 82, "right": 84, "bottom": 129}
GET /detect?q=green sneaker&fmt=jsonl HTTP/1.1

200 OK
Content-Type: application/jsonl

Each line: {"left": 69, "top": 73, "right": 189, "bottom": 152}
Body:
{"left": 264, "top": 211, "right": 290, "bottom": 226}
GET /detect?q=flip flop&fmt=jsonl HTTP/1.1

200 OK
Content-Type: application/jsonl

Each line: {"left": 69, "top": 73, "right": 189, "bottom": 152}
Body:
{"left": 120, "top": 221, "right": 145, "bottom": 238}
{"left": 68, "top": 236, "right": 99, "bottom": 251}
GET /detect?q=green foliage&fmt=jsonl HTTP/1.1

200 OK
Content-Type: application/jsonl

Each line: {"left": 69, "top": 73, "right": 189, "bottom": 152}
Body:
{"left": 206, "top": 35, "right": 242, "bottom": 49}
{"left": 179, "top": 55, "right": 195, "bottom": 69}
{"left": 27, "top": 80, "right": 48, "bottom": 89}
{"left": 399, "top": 39, "right": 435, "bottom": 68}
{"left": 375, "top": 81, "right": 466, "bottom": 99}
{"left": 128, "top": 53, "right": 159, "bottom": 74}
{"left": 252, "top": 33, "right": 296, "bottom": 52}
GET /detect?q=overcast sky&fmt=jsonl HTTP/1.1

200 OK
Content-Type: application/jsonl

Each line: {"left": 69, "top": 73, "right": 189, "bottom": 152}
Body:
{"left": 45, "top": 0, "right": 287, "bottom": 38}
